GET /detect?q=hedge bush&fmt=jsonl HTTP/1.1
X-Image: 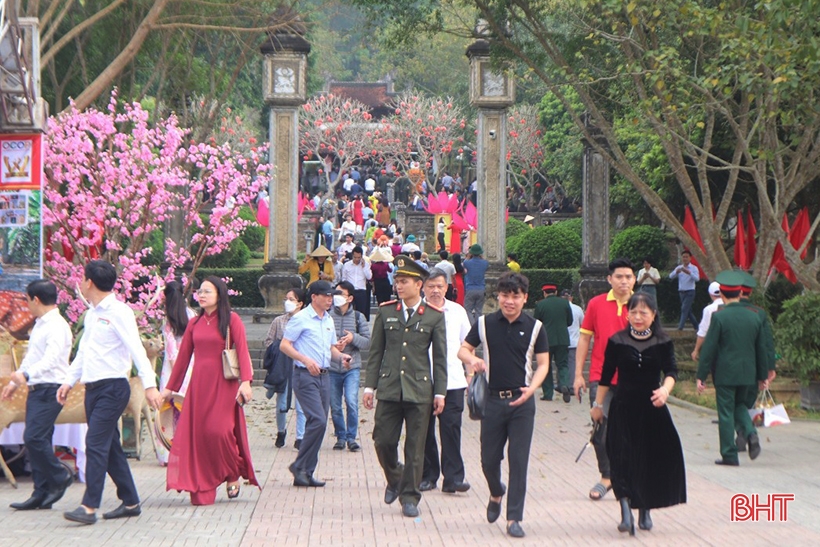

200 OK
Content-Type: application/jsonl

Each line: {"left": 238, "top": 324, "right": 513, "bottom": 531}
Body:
{"left": 506, "top": 233, "right": 526, "bottom": 257}
{"left": 238, "top": 206, "right": 266, "bottom": 251}
{"left": 610, "top": 225, "right": 670, "bottom": 269}
{"left": 194, "top": 268, "right": 266, "bottom": 308}
{"left": 200, "top": 238, "right": 252, "bottom": 268}
{"left": 517, "top": 223, "right": 582, "bottom": 269}
{"left": 506, "top": 217, "right": 530, "bottom": 239}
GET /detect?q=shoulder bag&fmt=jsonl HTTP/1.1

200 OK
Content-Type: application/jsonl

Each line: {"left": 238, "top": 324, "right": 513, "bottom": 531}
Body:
{"left": 222, "top": 326, "right": 240, "bottom": 380}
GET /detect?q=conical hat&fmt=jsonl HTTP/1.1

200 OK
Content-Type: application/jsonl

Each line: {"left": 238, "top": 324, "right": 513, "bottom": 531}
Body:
{"left": 370, "top": 249, "right": 391, "bottom": 262}
{"left": 155, "top": 394, "right": 185, "bottom": 451}
{"left": 310, "top": 245, "right": 334, "bottom": 258}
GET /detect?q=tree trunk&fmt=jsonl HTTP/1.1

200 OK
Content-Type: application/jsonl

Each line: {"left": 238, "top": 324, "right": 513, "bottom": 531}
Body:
{"left": 63, "top": 0, "right": 170, "bottom": 113}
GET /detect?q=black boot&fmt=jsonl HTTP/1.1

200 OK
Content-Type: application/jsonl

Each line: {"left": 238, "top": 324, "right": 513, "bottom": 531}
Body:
{"left": 618, "top": 498, "right": 635, "bottom": 536}
{"left": 638, "top": 509, "right": 653, "bottom": 531}
{"left": 275, "top": 432, "right": 286, "bottom": 448}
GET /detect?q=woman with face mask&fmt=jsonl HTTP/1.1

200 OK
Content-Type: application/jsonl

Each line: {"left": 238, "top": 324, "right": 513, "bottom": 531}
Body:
{"left": 264, "top": 289, "right": 307, "bottom": 448}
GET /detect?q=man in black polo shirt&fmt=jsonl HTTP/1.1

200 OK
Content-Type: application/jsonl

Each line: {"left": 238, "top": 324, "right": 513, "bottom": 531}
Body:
{"left": 458, "top": 272, "right": 550, "bottom": 539}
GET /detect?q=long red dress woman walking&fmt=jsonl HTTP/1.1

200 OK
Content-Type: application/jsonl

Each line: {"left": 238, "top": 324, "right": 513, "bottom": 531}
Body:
{"left": 161, "top": 276, "right": 259, "bottom": 505}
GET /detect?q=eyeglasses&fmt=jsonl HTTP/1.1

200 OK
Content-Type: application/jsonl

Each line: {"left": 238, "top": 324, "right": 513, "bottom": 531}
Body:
{"left": 197, "top": 289, "right": 215, "bottom": 295}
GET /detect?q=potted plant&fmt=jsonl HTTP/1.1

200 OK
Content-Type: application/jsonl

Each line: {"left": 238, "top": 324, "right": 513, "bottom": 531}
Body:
{"left": 775, "top": 292, "right": 820, "bottom": 410}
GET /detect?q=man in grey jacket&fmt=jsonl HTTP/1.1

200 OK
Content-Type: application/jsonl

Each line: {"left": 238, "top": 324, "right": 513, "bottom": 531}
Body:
{"left": 330, "top": 281, "right": 371, "bottom": 451}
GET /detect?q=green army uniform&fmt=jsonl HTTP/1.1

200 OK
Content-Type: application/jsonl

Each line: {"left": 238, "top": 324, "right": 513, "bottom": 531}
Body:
{"left": 533, "top": 291, "right": 572, "bottom": 399}
{"left": 697, "top": 278, "right": 769, "bottom": 464}
{"left": 366, "top": 256, "right": 447, "bottom": 508}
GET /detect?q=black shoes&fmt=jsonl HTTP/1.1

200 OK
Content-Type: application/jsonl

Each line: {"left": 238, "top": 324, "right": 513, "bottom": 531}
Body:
{"left": 348, "top": 441, "right": 361, "bottom": 452}
{"left": 561, "top": 386, "right": 572, "bottom": 403}
{"left": 307, "top": 476, "right": 326, "bottom": 487}
{"left": 384, "top": 484, "right": 399, "bottom": 505}
{"left": 275, "top": 432, "right": 286, "bottom": 448}
{"left": 289, "top": 462, "right": 310, "bottom": 487}
{"left": 10, "top": 493, "right": 49, "bottom": 511}
{"left": 294, "top": 439, "right": 302, "bottom": 450}
{"left": 715, "top": 458, "right": 740, "bottom": 466}
{"left": 103, "top": 503, "right": 142, "bottom": 520}
{"left": 736, "top": 433, "right": 747, "bottom": 452}
{"left": 41, "top": 472, "right": 74, "bottom": 508}
{"left": 401, "top": 502, "right": 420, "bottom": 518}
{"left": 748, "top": 433, "right": 761, "bottom": 460}
{"left": 486, "top": 483, "right": 506, "bottom": 523}
{"left": 418, "top": 480, "right": 437, "bottom": 492}
{"left": 507, "top": 521, "right": 525, "bottom": 538}
{"left": 618, "top": 498, "right": 635, "bottom": 536}
{"left": 333, "top": 439, "right": 346, "bottom": 450}
{"left": 638, "top": 509, "right": 653, "bottom": 531}
{"left": 64, "top": 506, "right": 97, "bottom": 525}
{"left": 442, "top": 482, "right": 471, "bottom": 493}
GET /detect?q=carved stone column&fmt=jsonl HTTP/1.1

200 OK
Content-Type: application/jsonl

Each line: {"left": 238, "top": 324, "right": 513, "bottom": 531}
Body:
{"left": 578, "top": 114, "right": 612, "bottom": 306}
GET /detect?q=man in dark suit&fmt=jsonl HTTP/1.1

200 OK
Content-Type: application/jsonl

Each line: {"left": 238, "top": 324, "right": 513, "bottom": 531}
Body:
{"left": 697, "top": 270, "right": 769, "bottom": 466}
{"left": 363, "top": 256, "right": 447, "bottom": 518}
{"left": 533, "top": 283, "right": 573, "bottom": 402}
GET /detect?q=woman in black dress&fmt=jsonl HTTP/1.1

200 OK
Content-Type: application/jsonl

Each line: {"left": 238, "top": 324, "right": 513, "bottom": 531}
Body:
{"left": 590, "top": 292, "right": 686, "bottom": 535}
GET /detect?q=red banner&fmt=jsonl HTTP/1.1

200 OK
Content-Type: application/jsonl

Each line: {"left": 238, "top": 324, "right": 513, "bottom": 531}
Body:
{"left": 0, "top": 133, "right": 42, "bottom": 190}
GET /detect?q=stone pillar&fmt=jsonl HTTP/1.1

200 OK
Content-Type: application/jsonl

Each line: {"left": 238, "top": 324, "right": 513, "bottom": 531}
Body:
{"left": 578, "top": 114, "right": 611, "bottom": 306}
{"left": 257, "top": 14, "right": 311, "bottom": 312}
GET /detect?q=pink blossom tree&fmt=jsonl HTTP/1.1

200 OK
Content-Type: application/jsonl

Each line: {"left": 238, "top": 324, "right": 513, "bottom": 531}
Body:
{"left": 379, "top": 93, "right": 468, "bottom": 196}
{"left": 43, "top": 92, "right": 267, "bottom": 323}
{"left": 299, "top": 94, "right": 377, "bottom": 190}
{"left": 505, "top": 104, "right": 549, "bottom": 210}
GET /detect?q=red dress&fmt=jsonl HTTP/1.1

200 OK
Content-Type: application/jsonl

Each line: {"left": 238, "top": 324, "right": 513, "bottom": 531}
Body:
{"left": 352, "top": 199, "right": 364, "bottom": 227}
{"left": 166, "top": 311, "right": 259, "bottom": 504}
{"left": 454, "top": 271, "right": 465, "bottom": 306}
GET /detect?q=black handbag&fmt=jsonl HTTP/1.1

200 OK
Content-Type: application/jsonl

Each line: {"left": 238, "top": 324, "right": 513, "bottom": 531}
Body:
{"left": 467, "top": 373, "right": 488, "bottom": 421}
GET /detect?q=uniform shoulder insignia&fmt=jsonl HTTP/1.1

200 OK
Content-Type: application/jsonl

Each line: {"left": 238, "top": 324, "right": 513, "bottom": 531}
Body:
{"left": 425, "top": 302, "right": 444, "bottom": 313}
{"left": 380, "top": 300, "right": 398, "bottom": 307}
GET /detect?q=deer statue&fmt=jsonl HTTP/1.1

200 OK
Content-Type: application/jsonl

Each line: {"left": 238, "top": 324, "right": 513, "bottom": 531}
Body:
{"left": 0, "top": 336, "right": 163, "bottom": 488}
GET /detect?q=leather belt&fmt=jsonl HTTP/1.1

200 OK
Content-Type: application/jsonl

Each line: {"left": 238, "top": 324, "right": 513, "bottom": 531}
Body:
{"left": 489, "top": 388, "right": 523, "bottom": 399}
{"left": 28, "top": 383, "right": 61, "bottom": 392}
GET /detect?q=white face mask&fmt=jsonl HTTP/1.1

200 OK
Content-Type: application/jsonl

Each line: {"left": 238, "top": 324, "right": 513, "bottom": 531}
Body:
{"left": 333, "top": 295, "right": 348, "bottom": 308}
{"left": 284, "top": 300, "right": 298, "bottom": 313}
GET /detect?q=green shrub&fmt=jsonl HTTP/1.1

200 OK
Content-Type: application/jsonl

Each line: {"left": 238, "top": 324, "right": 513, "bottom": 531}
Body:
{"left": 238, "top": 206, "right": 266, "bottom": 251}
{"left": 506, "top": 233, "right": 526, "bottom": 257}
{"left": 142, "top": 229, "right": 165, "bottom": 266}
{"left": 506, "top": 217, "right": 530, "bottom": 239}
{"left": 200, "top": 238, "right": 251, "bottom": 268}
{"left": 520, "top": 269, "right": 580, "bottom": 307}
{"left": 194, "top": 268, "right": 266, "bottom": 308}
{"left": 610, "top": 225, "right": 670, "bottom": 269}
{"left": 655, "top": 277, "right": 712, "bottom": 325}
{"left": 556, "top": 217, "right": 582, "bottom": 236}
{"left": 517, "top": 223, "right": 582, "bottom": 269}
{"left": 775, "top": 292, "right": 820, "bottom": 384}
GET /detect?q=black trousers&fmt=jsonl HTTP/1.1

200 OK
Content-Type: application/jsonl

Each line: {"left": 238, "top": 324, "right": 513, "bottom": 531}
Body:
{"left": 373, "top": 399, "right": 431, "bottom": 506}
{"left": 480, "top": 395, "right": 536, "bottom": 522}
{"left": 352, "top": 288, "right": 371, "bottom": 321}
{"left": 291, "top": 367, "right": 330, "bottom": 476}
{"left": 24, "top": 385, "right": 70, "bottom": 497}
{"left": 422, "top": 388, "right": 466, "bottom": 487}
{"left": 589, "top": 382, "right": 616, "bottom": 479}
{"left": 83, "top": 378, "right": 139, "bottom": 509}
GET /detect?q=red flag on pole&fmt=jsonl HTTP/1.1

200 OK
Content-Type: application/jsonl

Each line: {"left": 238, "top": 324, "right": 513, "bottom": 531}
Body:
{"left": 789, "top": 207, "right": 810, "bottom": 259}
{"left": 682, "top": 205, "right": 707, "bottom": 279}
{"left": 746, "top": 207, "right": 757, "bottom": 265}
{"left": 733, "top": 211, "right": 748, "bottom": 269}
{"left": 771, "top": 214, "right": 797, "bottom": 283}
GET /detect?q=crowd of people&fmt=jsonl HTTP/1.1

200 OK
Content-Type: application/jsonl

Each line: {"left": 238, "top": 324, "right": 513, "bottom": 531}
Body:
{"left": 1, "top": 249, "right": 776, "bottom": 540}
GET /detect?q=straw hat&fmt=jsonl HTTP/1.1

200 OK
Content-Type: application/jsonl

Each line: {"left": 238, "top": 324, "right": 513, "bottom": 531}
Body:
{"left": 155, "top": 394, "right": 185, "bottom": 451}
{"left": 524, "top": 215, "right": 535, "bottom": 223}
{"left": 309, "top": 245, "right": 334, "bottom": 258}
{"left": 370, "top": 249, "right": 391, "bottom": 263}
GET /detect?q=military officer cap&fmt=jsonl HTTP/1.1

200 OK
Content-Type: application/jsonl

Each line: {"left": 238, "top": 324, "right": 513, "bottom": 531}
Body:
{"left": 541, "top": 283, "right": 558, "bottom": 292}
{"left": 738, "top": 270, "right": 757, "bottom": 294}
{"left": 393, "top": 254, "right": 429, "bottom": 279}
{"left": 715, "top": 270, "right": 745, "bottom": 292}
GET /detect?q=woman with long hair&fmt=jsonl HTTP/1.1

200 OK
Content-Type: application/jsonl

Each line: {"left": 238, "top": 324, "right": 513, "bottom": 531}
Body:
{"left": 263, "top": 288, "right": 307, "bottom": 448}
{"left": 161, "top": 276, "right": 259, "bottom": 505}
{"left": 155, "top": 281, "right": 197, "bottom": 465}
{"left": 590, "top": 292, "right": 686, "bottom": 535}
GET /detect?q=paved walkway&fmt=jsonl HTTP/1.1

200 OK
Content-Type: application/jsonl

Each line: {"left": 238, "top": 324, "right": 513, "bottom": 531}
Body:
{"left": 1, "top": 314, "right": 818, "bottom": 545}
{"left": 1, "top": 389, "right": 818, "bottom": 546}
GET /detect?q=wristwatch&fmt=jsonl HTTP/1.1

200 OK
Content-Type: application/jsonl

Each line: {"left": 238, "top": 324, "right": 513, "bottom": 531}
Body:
{"left": 592, "top": 401, "right": 601, "bottom": 409}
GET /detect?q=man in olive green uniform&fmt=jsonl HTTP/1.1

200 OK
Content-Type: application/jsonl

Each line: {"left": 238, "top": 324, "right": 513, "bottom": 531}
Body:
{"left": 533, "top": 284, "right": 573, "bottom": 402}
{"left": 363, "top": 256, "right": 447, "bottom": 518}
{"left": 735, "top": 271, "right": 777, "bottom": 451}
{"left": 697, "top": 271, "right": 769, "bottom": 466}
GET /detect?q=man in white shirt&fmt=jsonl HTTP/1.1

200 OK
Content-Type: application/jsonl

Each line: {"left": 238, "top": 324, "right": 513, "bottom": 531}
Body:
{"left": 419, "top": 269, "right": 472, "bottom": 494}
{"left": 562, "top": 289, "right": 585, "bottom": 390}
{"left": 691, "top": 281, "right": 723, "bottom": 361}
{"left": 636, "top": 257, "right": 661, "bottom": 300}
{"left": 337, "top": 233, "right": 356, "bottom": 261}
{"left": 435, "top": 251, "right": 457, "bottom": 301}
{"left": 401, "top": 234, "right": 420, "bottom": 254}
{"left": 57, "top": 261, "right": 162, "bottom": 525}
{"left": 340, "top": 246, "right": 373, "bottom": 321}
{"left": 339, "top": 214, "right": 357, "bottom": 240}
{"left": 364, "top": 176, "right": 376, "bottom": 195}
{"left": 3, "top": 280, "right": 74, "bottom": 511}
